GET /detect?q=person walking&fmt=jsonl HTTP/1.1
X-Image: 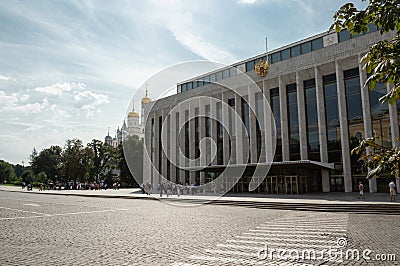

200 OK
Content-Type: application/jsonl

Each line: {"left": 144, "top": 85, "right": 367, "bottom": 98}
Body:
{"left": 358, "top": 182, "right": 365, "bottom": 199}
{"left": 389, "top": 179, "right": 396, "bottom": 202}
{"left": 159, "top": 182, "right": 164, "bottom": 197}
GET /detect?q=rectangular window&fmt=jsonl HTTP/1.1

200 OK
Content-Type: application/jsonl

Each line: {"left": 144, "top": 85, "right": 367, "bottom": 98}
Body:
{"left": 229, "top": 67, "right": 237, "bottom": 77}
{"left": 286, "top": 83, "right": 300, "bottom": 160}
{"left": 197, "top": 80, "right": 203, "bottom": 87}
{"left": 216, "top": 71, "right": 223, "bottom": 81}
{"left": 311, "top": 38, "right": 323, "bottom": 51}
{"left": 301, "top": 42, "right": 312, "bottom": 54}
{"left": 223, "top": 69, "right": 230, "bottom": 79}
{"left": 203, "top": 76, "right": 209, "bottom": 85}
{"left": 181, "top": 83, "right": 187, "bottom": 92}
{"left": 246, "top": 60, "right": 255, "bottom": 72}
{"left": 228, "top": 98, "right": 236, "bottom": 136}
{"left": 338, "top": 30, "right": 351, "bottom": 42}
{"left": 193, "top": 81, "right": 198, "bottom": 89}
{"left": 281, "top": 48, "right": 290, "bottom": 60}
{"left": 267, "top": 54, "right": 272, "bottom": 64}
{"left": 323, "top": 74, "right": 341, "bottom": 163}
{"left": 304, "top": 79, "right": 320, "bottom": 161}
{"left": 241, "top": 96, "right": 250, "bottom": 135}
{"left": 270, "top": 88, "right": 281, "bottom": 162}
{"left": 187, "top": 82, "right": 193, "bottom": 90}
{"left": 271, "top": 52, "right": 281, "bottom": 63}
{"left": 291, "top": 45, "right": 300, "bottom": 57}
{"left": 210, "top": 74, "right": 216, "bottom": 83}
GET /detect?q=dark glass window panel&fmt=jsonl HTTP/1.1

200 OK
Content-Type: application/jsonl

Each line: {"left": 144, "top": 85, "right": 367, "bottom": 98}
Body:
{"left": 339, "top": 30, "right": 351, "bottom": 42}
{"left": 323, "top": 73, "right": 336, "bottom": 84}
{"left": 181, "top": 83, "right": 187, "bottom": 92}
{"left": 246, "top": 60, "right": 255, "bottom": 72}
{"left": 304, "top": 79, "right": 315, "bottom": 88}
{"left": 311, "top": 38, "right": 323, "bottom": 51}
{"left": 344, "top": 68, "right": 359, "bottom": 79}
{"left": 241, "top": 97, "right": 250, "bottom": 134}
{"left": 271, "top": 96, "right": 281, "bottom": 129}
{"left": 346, "top": 94, "right": 363, "bottom": 122}
{"left": 325, "top": 97, "right": 339, "bottom": 125}
{"left": 197, "top": 80, "right": 203, "bottom": 87}
{"left": 305, "top": 86, "right": 316, "bottom": 100}
{"left": 301, "top": 42, "right": 312, "bottom": 54}
{"left": 306, "top": 101, "right": 318, "bottom": 126}
{"left": 272, "top": 52, "right": 281, "bottom": 63}
{"left": 344, "top": 76, "right": 360, "bottom": 94}
{"left": 370, "top": 82, "right": 389, "bottom": 117}
{"left": 327, "top": 128, "right": 339, "bottom": 142}
{"left": 270, "top": 87, "right": 279, "bottom": 96}
{"left": 210, "top": 73, "right": 216, "bottom": 82}
{"left": 288, "top": 103, "right": 299, "bottom": 127}
{"left": 256, "top": 92, "right": 264, "bottom": 131}
{"left": 368, "top": 23, "right": 377, "bottom": 32}
{"left": 324, "top": 82, "right": 337, "bottom": 98}
{"left": 286, "top": 83, "right": 296, "bottom": 93}
{"left": 203, "top": 76, "right": 210, "bottom": 85}
{"left": 291, "top": 45, "right": 300, "bottom": 57}
{"left": 216, "top": 71, "right": 223, "bottom": 81}
{"left": 229, "top": 67, "right": 236, "bottom": 77}
{"left": 281, "top": 48, "right": 290, "bottom": 60}
{"left": 193, "top": 81, "right": 198, "bottom": 88}
{"left": 308, "top": 130, "right": 319, "bottom": 147}
{"left": 267, "top": 54, "right": 272, "bottom": 64}
{"left": 187, "top": 82, "right": 193, "bottom": 90}
{"left": 288, "top": 91, "right": 297, "bottom": 105}
{"left": 223, "top": 69, "right": 230, "bottom": 79}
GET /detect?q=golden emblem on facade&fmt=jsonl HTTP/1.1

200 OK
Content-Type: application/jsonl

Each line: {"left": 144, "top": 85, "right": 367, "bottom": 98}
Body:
{"left": 254, "top": 59, "right": 269, "bottom": 78}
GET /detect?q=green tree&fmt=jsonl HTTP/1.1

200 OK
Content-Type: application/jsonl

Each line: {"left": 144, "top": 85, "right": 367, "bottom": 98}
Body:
{"left": 0, "top": 160, "right": 16, "bottom": 183}
{"left": 36, "top": 172, "right": 47, "bottom": 183}
{"left": 87, "top": 139, "right": 113, "bottom": 183}
{"left": 30, "top": 146, "right": 62, "bottom": 182}
{"left": 118, "top": 135, "right": 143, "bottom": 187}
{"left": 61, "top": 139, "right": 90, "bottom": 183}
{"left": 21, "top": 170, "right": 34, "bottom": 184}
{"left": 332, "top": 1, "right": 400, "bottom": 178}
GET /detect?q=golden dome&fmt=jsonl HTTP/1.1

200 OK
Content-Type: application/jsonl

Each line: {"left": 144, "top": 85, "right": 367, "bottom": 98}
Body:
{"left": 141, "top": 84, "right": 152, "bottom": 104}
{"left": 128, "top": 101, "right": 139, "bottom": 117}
{"left": 128, "top": 111, "right": 139, "bottom": 117}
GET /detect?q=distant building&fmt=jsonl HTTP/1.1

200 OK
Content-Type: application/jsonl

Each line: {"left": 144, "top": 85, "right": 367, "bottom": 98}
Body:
{"left": 105, "top": 88, "right": 151, "bottom": 147}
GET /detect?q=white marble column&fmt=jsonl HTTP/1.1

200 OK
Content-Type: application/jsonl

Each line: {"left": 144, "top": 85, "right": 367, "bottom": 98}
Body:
{"left": 358, "top": 54, "right": 377, "bottom": 192}
{"left": 248, "top": 85, "right": 258, "bottom": 163}
{"left": 222, "top": 92, "right": 230, "bottom": 165}
{"left": 387, "top": 83, "right": 400, "bottom": 192}
{"left": 279, "top": 76, "right": 290, "bottom": 161}
{"left": 335, "top": 60, "right": 353, "bottom": 192}
{"left": 315, "top": 66, "right": 330, "bottom": 192}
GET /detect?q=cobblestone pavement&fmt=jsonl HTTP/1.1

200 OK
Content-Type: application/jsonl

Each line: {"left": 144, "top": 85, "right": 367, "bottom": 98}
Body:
{"left": 0, "top": 191, "right": 399, "bottom": 266}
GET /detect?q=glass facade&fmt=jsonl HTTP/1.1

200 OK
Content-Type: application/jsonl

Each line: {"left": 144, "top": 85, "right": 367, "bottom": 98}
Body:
{"left": 304, "top": 79, "right": 320, "bottom": 161}
{"left": 287, "top": 83, "right": 300, "bottom": 160}
{"left": 255, "top": 92, "right": 264, "bottom": 161}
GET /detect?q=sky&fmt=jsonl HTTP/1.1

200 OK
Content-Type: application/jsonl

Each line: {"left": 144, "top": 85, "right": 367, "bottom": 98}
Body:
{"left": 0, "top": 0, "right": 367, "bottom": 165}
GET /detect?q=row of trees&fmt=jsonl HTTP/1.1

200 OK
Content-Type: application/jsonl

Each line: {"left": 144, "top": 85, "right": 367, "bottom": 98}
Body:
{"left": 0, "top": 136, "right": 143, "bottom": 188}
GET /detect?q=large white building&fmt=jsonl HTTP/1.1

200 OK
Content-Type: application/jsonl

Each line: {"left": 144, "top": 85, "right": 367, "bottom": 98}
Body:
{"left": 142, "top": 26, "right": 399, "bottom": 194}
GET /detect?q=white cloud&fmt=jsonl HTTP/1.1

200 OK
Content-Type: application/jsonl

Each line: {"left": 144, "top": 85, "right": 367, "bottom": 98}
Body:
{"left": 0, "top": 75, "right": 10, "bottom": 81}
{"left": 238, "top": 0, "right": 257, "bottom": 4}
{"left": 74, "top": 90, "right": 109, "bottom": 117}
{"left": 6, "top": 97, "right": 49, "bottom": 114}
{"left": 20, "top": 94, "right": 30, "bottom": 102}
{"left": 0, "top": 90, "right": 19, "bottom": 106}
{"left": 34, "top": 82, "right": 86, "bottom": 97}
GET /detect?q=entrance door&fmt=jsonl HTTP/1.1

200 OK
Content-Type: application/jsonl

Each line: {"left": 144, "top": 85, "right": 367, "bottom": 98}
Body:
{"left": 233, "top": 177, "right": 241, "bottom": 193}
{"left": 285, "top": 176, "right": 298, "bottom": 194}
